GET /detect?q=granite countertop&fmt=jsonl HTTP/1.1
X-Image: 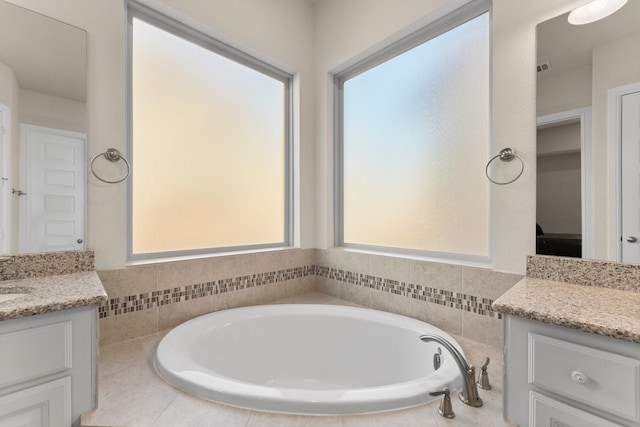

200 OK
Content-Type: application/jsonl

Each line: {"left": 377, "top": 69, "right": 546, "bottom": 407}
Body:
{"left": 493, "top": 276, "right": 640, "bottom": 343}
{"left": 0, "top": 271, "right": 107, "bottom": 321}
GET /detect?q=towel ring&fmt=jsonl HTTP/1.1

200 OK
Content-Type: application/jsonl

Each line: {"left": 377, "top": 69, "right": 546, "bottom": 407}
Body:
{"left": 485, "top": 148, "right": 524, "bottom": 185}
{"left": 90, "top": 148, "right": 131, "bottom": 184}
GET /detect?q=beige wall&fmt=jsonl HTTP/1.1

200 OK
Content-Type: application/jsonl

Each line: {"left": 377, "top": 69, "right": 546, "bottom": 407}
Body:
{"left": 537, "top": 64, "right": 592, "bottom": 117}
{"left": 7, "top": 0, "right": 593, "bottom": 274}
{"left": 19, "top": 89, "right": 86, "bottom": 132}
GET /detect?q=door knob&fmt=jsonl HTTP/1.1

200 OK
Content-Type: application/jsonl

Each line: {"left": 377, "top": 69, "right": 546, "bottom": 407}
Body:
{"left": 627, "top": 236, "right": 637, "bottom": 243}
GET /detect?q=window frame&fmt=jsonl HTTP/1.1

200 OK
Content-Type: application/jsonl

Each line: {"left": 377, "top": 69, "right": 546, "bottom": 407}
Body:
{"left": 126, "top": 0, "right": 294, "bottom": 261}
{"left": 333, "top": 0, "right": 492, "bottom": 263}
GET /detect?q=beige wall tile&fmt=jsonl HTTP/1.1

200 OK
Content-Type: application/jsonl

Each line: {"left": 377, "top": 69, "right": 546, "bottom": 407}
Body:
{"left": 337, "top": 282, "right": 371, "bottom": 307}
{"left": 315, "top": 277, "right": 341, "bottom": 299}
{"left": 411, "top": 298, "right": 462, "bottom": 336}
{"left": 99, "top": 308, "right": 158, "bottom": 347}
{"left": 286, "top": 276, "right": 317, "bottom": 296}
{"left": 211, "top": 253, "right": 254, "bottom": 282}
{"left": 462, "top": 267, "right": 522, "bottom": 300}
{"left": 462, "top": 311, "right": 503, "bottom": 348}
{"left": 370, "top": 254, "right": 410, "bottom": 283}
{"left": 158, "top": 296, "right": 212, "bottom": 331}
{"left": 410, "top": 260, "right": 462, "bottom": 292}
{"left": 212, "top": 288, "right": 255, "bottom": 312}
{"left": 255, "top": 250, "right": 288, "bottom": 273}
{"left": 315, "top": 248, "right": 329, "bottom": 266}
{"left": 157, "top": 258, "right": 214, "bottom": 289}
{"left": 371, "top": 289, "right": 410, "bottom": 317}
{"left": 327, "top": 249, "right": 370, "bottom": 274}
{"left": 255, "top": 282, "right": 288, "bottom": 305}
{"left": 287, "top": 248, "right": 316, "bottom": 268}
{"left": 98, "top": 265, "right": 157, "bottom": 298}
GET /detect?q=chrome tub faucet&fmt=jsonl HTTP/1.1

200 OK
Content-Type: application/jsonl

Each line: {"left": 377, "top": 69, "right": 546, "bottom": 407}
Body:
{"left": 420, "top": 334, "right": 483, "bottom": 408}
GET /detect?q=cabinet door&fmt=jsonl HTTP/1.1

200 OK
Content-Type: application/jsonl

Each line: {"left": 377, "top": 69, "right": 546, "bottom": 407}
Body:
{"left": 0, "top": 377, "right": 71, "bottom": 427}
{"left": 530, "top": 391, "right": 621, "bottom": 427}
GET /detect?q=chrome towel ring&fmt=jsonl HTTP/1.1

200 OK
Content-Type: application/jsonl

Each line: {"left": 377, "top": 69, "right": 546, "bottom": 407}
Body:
{"left": 90, "top": 148, "right": 131, "bottom": 184}
{"left": 485, "top": 147, "right": 524, "bottom": 185}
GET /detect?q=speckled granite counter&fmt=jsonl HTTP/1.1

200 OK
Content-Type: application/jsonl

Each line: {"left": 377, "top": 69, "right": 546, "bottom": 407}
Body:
{"left": 0, "top": 271, "right": 107, "bottom": 321}
{"left": 493, "top": 255, "right": 640, "bottom": 344}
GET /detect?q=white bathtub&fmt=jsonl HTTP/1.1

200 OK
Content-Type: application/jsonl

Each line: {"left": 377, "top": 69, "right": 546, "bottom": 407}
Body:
{"left": 154, "top": 304, "right": 463, "bottom": 415}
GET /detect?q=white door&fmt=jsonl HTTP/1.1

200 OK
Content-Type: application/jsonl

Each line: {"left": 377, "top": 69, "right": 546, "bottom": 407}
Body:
{"left": 20, "top": 125, "right": 86, "bottom": 253}
{"left": 621, "top": 90, "right": 640, "bottom": 264}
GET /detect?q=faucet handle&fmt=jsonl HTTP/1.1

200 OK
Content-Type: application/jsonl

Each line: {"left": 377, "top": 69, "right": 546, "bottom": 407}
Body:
{"left": 477, "top": 357, "right": 492, "bottom": 390}
{"left": 429, "top": 387, "right": 455, "bottom": 419}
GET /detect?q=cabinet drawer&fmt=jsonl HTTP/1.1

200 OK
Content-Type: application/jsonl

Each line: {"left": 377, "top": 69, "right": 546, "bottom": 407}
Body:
{"left": 529, "top": 391, "right": 622, "bottom": 427}
{"left": 529, "top": 333, "right": 640, "bottom": 422}
{"left": 0, "top": 321, "right": 72, "bottom": 389}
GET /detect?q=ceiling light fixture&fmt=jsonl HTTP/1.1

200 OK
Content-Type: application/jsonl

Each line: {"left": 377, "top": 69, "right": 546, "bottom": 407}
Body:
{"left": 568, "top": 0, "right": 628, "bottom": 25}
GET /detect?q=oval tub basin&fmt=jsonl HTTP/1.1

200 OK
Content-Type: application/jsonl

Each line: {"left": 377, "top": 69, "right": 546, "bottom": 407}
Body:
{"left": 155, "top": 304, "right": 463, "bottom": 415}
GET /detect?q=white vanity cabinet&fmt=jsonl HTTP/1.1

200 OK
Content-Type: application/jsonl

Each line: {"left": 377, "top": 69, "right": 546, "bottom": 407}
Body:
{"left": 504, "top": 315, "right": 640, "bottom": 427}
{"left": 0, "top": 305, "right": 97, "bottom": 427}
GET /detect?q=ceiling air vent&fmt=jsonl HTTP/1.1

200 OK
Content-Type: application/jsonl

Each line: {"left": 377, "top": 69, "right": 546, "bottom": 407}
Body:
{"left": 537, "top": 61, "right": 552, "bottom": 73}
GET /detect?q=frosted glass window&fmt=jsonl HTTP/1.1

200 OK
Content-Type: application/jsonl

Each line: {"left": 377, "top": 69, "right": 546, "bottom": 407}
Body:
{"left": 339, "top": 12, "right": 490, "bottom": 258}
{"left": 129, "top": 14, "right": 290, "bottom": 258}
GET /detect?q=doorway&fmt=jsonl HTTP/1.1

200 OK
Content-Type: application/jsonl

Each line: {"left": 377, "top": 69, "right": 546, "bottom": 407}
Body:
{"left": 536, "top": 107, "right": 593, "bottom": 259}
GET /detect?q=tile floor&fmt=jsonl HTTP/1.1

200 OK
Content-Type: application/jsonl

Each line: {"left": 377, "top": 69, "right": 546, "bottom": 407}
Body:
{"left": 82, "top": 292, "right": 514, "bottom": 427}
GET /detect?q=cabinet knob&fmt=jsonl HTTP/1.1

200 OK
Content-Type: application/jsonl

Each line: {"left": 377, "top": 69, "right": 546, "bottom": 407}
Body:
{"left": 571, "top": 370, "right": 588, "bottom": 384}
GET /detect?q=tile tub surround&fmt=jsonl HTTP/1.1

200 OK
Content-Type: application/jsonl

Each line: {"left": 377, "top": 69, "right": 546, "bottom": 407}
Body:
{"left": 97, "top": 249, "right": 521, "bottom": 348}
{"left": 0, "top": 249, "right": 95, "bottom": 281}
{"left": 82, "top": 292, "right": 514, "bottom": 427}
{"left": 493, "top": 255, "right": 640, "bottom": 343}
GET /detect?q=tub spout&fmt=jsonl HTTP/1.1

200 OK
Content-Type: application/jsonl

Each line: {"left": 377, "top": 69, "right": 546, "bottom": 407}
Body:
{"left": 420, "top": 334, "right": 483, "bottom": 407}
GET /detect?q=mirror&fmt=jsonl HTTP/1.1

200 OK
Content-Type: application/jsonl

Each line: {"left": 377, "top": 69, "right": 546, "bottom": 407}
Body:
{"left": 0, "top": 0, "right": 87, "bottom": 254}
{"left": 536, "top": 1, "right": 640, "bottom": 262}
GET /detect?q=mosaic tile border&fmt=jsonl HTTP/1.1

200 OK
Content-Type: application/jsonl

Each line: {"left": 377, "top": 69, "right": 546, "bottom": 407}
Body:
{"left": 100, "top": 264, "right": 501, "bottom": 320}
{"left": 316, "top": 266, "right": 502, "bottom": 319}
{"left": 99, "top": 265, "right": 314, "bottom": 318}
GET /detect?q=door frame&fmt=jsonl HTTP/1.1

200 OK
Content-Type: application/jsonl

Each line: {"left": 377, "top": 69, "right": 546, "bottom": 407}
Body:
{"left": 537, "top": 107, "right": 593, "bottom": 259}
{"left": 608, "top": 81, "right": 640, "bottom": 262}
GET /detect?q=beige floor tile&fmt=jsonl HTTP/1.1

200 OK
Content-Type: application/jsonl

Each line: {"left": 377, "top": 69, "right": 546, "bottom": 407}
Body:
{"left": 247, "top": 412, "right": 342, "bottom": 426}
{"left": 152, "top": 392, "right": 252, "bottom": 427}
{"left": 83, "top": 382, "right": 178, "bottom": 427}
{"left": 342, "top": 403, "right": 439, "bottom": 427}
{"left": 99, "top": 333, "right": 162, "bottom": 376}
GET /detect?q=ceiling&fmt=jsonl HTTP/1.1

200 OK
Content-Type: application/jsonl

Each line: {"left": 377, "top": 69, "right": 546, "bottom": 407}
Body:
{"left": 537, "top": 0, "right": 640, "bottom": 79}
{"left": 0, "top": 1, "right": 86, "bottom": 102}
